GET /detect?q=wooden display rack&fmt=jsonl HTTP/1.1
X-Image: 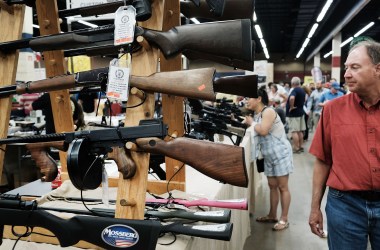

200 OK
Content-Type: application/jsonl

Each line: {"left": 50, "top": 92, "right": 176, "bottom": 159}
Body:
{"left": 1, "top": 0, "right": 186, "bottom": 248}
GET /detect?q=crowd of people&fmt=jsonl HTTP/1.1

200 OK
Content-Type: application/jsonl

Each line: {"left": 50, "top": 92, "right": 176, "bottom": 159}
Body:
{"left": 244, "top": 39, "right": 380, "bottom": 250}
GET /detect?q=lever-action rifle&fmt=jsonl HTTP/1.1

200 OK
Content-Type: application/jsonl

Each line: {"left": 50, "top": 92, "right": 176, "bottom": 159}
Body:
{"left": 0, "top": 67, "right": 258, "bottom": 101}
{"left": 0, "top": 19, "right": 254, "bottom": 71}
{"left": 0, "top": 197, "right": 233, "bottom": 249}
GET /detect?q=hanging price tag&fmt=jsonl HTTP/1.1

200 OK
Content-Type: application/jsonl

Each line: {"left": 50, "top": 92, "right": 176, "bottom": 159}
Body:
{"left": 106, "top": 58, "right": 130, "bottom": 101}
{"left": 114, "top": 6, "right": 136, "bottom": 45}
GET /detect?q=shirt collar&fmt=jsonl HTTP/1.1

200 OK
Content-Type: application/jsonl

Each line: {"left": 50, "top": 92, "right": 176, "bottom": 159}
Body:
{"left": 353, "top": 92, "right": 380, "bottom": 109}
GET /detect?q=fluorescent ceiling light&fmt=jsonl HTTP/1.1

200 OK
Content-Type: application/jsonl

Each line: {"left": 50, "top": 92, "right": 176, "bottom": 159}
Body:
{"left": 263, "top": 47, "right": 269, "bottom": 59}
{"left": 253, "top": 11, "right": 257, "bottom": 22}
{"left": 316, "top": 0, "right": 333, "bottom": 23}
{"left": 254, "top": 24, "right": 263, "bottom": 39}
{"left": 340, "top": 37, "right": 353, "bottom": 47}
{"left": 77, "top": 20, "right": 98, "bottom": 28}
{"left": 302, "top": 38, "right": 310, "bottom": 48}
{"left": 260, "top": 38, "right": 267, "bottom": 48}
{"left": 190, "top": 18, "right": 200, "bottom": 24}
{"left": 354, "top": 21, "right": 375, "bottom": 37}
{"left": 307, "top": 23, "right": 319, "bottom": 38}
{"left": 323, "top": 51, "right": 333, "bottom": 58}
{"left": 296, "top": 47, "right": 305, "bottom": 58}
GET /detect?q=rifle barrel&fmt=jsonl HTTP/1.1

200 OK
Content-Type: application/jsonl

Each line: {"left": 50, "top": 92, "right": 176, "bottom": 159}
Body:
{"left": 0, "top": 133, "right": 66, "bottom": 144}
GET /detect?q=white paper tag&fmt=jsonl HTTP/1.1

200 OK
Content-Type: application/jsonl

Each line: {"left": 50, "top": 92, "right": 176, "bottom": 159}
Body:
{"left": 194, "top": 210, "right": 225, "bottom": 217}
{"left": 114, "top": 6, "right": 136, "bottom": 45}
{"left": 106, "top": 58, "right": 130, "bottom": 101}
{"left": 192, "top": 224, "right": 227, "bottom": 232}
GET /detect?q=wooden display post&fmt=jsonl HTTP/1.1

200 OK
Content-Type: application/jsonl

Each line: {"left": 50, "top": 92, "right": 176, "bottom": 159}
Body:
{"left": 34, "top": 0, "right": 74, "bottom": 174}
{"left": 0, "top": 0, "right": 25, "bottom": 186}
{"left": 149, "top": 0, "right": 186, "bottom": 194}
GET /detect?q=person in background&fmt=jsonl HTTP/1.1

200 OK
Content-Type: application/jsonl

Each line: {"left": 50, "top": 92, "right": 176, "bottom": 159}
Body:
{"left": 301, "top": 84, "right": 312, "bottom": 141}
{"left": 268, "top": 82, "right": 288, "bottom": 108}
{"left": 308, "top": 40, "right": 380, "bottom": 249}
{"left": 318, "top": 82, "right": 344, "bottom": 107}
{"left": 77, "top": 91, "right": 99, "bottom": 115}
{"left": 286, "top": 77, "right": 306, "bottom": 153}
{"left": 19, "top": 93, "right": 40, "bottom": 116}
{"left": 29, "top": 93, "right": 85, "bottom": 134}
{"left": 244, "top": 87, "right": 293, "bottom": 231}
{"left": 306, "top": 80, "right": 329, "bottom": 131}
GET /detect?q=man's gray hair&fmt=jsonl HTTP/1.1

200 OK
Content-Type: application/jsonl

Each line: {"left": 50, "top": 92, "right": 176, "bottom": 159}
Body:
{"left": 350, "top": 40, "right": 380, "bottom": 65}
{"left": 291, "top": 76, "right": 301, "bottom": 86}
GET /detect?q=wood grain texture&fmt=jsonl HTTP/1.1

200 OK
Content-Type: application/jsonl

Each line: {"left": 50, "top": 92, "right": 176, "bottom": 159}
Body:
{"left": 35, "top": 0, "right": 74, "bottom": 174}
{"left": 115, "top": 0, "right": 165, "bottom": 220}
{"left": 0, "top": 4, "right": 25, "bottom": 184}
{"left": 159, "top": 0, "right": 186, "bottom": 191}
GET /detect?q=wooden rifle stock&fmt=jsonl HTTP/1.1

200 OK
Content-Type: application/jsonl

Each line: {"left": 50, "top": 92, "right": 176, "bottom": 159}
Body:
{"left": 181, "top": 0, "right": 254, "bottom": 21}
{"left": 139, "top": 19, "right": 253, "bottom": 62}
{"left": 134, "top": 137, "right": 248, "bottom": 188}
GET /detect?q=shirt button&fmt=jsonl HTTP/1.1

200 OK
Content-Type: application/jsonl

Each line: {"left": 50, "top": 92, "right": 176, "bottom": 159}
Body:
{"left": 370, "top": 148, "right": 376, "bottom": 153}
{"left": 369, "top": 128, "right": 375, "bottom": 133}
{"left": 373, "top": 169, "right": 377, "bottom": 173}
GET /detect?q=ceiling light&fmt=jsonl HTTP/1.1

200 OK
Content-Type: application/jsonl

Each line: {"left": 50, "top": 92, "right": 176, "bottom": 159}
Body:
{"left": 307, "top": 23, "right": 319, "bottom": 38}
{"left": 263, "top": 47, "right": 270, "bottom": 59}
{"left": 340, "top": 37, "right": 353, "bottom": 47}
{"left": 302, "top": 38, "right": 310, "bottom": 48}
{"left": 190, "top": 18, "right": 200, "bottom": 24}
{"left": 323, "top": 51, "right": 333, "bottom": 58}
{"left": 296, "top": 47, "right": 305, "bottom": 58}
{"left": 253, "top": 11, "right": 257, "bottom": 22}
{"left": 260, "top": 38, "right": 267, "bottom": 48}
{"left": 254, "top": 24, "right": 263, "bottom": 39}
{"left": 32, "top": 24, "right": 40, "bottom": 29}
{"left": 354, "top": 21, "right": 375, "bottom": 37}
{"left": 77, "top": 20, "right": 98, "bottom": 28}
{"left": 316, "top": 0, "right": 333, "bottom": 23}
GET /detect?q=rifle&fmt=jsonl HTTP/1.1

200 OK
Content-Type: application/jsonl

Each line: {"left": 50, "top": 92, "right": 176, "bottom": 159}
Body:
{"left": 36, "top": 206, "right": 232, "bottom": 223}
{"left": 0, "top": 122, "right": 248, "bottom": 189}
{"left": 45, "top": 195, "right": 248, "bottom": 210}
{"left": 0, "top": 67, "right": 258, "bottom": 101}
{"left": 181, "top": 0, "right": 254, "bottom": 20}
{"left": 6, "top": 0, "right": 152, "bottom": 21}
{"left": 0, "top": 19, "right": 254, "bottom": 71}
{"left": 0, "top": 119, "right": 167, "bottom": 185}
{"left": 0, "top": 197, "right": 233, "bottom": 249}
{"left": 145, "top": 197, "right": 248, "bottom": 210}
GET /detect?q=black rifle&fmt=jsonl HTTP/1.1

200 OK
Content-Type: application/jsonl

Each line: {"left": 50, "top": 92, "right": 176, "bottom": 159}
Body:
{"left": 0, "top": 19, "right": 254, "bottom": 71}
{"left": 0, "top": 197, "right": 233, "bottom": 249}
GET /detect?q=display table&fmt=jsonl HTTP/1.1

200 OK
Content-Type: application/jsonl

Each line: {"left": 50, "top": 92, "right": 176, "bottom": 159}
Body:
{"left": 2, "top": 132, "right": 257, "bottom": 250}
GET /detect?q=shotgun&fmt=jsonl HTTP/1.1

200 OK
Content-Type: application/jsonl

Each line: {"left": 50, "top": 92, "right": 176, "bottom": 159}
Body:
{"left": 0, "top": 67, "right": 258, "bottom": 101}
{"left": 0, "top": 122, "right": 249, "bottom": 189}
{"left": 0, "top": 19, "right": 254, "bottom": 70}
{"left": 0, "top": 198, "right": 233, "bottom": 249}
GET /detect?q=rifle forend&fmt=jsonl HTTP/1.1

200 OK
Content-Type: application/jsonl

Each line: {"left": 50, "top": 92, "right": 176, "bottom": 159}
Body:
{"left": 133, "top": 137, "right": 248, "bottom": 188}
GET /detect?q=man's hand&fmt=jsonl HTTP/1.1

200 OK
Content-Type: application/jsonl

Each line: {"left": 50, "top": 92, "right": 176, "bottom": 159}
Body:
{"left": 309, "top": 208, "right": 325, "bottom": 238}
